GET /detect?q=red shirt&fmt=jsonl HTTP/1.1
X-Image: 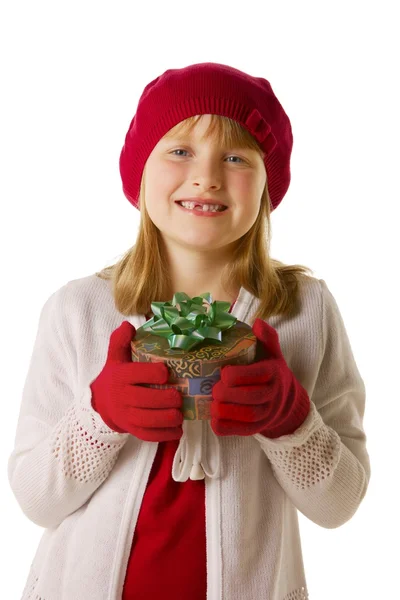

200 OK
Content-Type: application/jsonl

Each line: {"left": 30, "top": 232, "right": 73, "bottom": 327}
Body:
{"left": 122, "top": 301, "right": 235, "bottom": 599}
{"left": 122, "top": 439, "right": 207, "bottom": 599}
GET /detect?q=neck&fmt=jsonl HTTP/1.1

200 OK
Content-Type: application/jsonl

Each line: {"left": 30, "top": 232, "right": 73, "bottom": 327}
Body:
{"left": 164, "top": 241, "right": 240, "bottom": 304}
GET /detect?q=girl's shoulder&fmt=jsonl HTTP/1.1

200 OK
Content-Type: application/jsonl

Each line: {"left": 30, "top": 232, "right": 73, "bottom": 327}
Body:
{"left": 42, "top": 273, "right": 116, "bottom": 326}
{"left": 64, "top": 272, "right": 112, "bottom": 296}
{"left": 296, "top": 276, "right": 332, "bottom": 319}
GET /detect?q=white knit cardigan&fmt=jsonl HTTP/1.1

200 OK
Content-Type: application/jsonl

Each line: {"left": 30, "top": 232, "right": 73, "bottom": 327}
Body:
{"left": 8, "top": 274, "right": 370, "bottom": 600}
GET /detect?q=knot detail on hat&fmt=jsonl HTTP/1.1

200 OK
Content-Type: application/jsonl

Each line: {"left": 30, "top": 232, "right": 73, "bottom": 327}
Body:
{"left": 245, "top": 108, "right": 277, "bottom": 154}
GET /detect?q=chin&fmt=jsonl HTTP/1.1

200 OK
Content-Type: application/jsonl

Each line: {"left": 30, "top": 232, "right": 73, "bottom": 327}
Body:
{"left": 179, "top": 237, "right": 226, "bottom": 251}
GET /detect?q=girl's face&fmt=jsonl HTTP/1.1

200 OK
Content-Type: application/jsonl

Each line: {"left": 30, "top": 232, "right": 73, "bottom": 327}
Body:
{"left": 143, "top": 115, "right": 267, "bottom": 255}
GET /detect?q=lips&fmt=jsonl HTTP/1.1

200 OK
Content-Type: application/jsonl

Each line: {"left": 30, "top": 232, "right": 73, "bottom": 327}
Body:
{"left": 175, "top": 198, "right": 228, "bottom": 209}
{"left": 176, "top": 202, "right": 227, "bottom": 213}
{"left": 175, "top": 201, "right": 229, "bottom": 217}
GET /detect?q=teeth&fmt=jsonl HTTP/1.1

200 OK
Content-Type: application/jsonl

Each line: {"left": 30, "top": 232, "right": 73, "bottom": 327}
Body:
{"left": 180, "top": 201, "right": 225, "bottom": 212}
{"left": 180, "top": 201, "right": 196, "bottom": 210}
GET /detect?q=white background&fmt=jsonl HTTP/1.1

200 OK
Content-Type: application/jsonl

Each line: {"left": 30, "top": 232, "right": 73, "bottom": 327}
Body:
{"left": 1, "top": 1, "right": 399, "bottom": 598}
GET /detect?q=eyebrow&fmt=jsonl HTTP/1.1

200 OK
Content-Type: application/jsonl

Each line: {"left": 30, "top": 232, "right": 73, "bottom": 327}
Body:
{"left": 164, "top": 135, "right": 197, "bottom": 143}
{"left": 163, "top": 136, "right": 253, "bottom": 152}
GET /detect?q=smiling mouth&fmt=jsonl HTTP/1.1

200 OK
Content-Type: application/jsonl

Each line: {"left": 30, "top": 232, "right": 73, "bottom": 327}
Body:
{"left": 175, "top": 204, "right": 229, "bottom": 217}
{"left": 176, "top": 201, "right": 228, "bottom": 213}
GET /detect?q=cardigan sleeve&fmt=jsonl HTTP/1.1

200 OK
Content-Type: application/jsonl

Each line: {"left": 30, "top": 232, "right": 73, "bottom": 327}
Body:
{"left": 253, "top": 279, "right": 371, "bottom": 529}
{"left": 7, "top": 284, "right": 130, "bottom": 529}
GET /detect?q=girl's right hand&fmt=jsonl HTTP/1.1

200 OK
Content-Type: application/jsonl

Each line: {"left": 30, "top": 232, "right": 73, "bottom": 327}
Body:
{"left": 90, "top": 321, "right": 183, "bottom": 442}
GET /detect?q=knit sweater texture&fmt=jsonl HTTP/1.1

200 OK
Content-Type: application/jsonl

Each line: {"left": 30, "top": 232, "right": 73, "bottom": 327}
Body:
{"left": 7, "top": 273, "right": 371, "bottom": 600}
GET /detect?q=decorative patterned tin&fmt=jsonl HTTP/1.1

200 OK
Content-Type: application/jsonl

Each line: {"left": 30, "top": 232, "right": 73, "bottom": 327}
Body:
{"left": 131, "top": 320, "right": 256, "bottom": 420}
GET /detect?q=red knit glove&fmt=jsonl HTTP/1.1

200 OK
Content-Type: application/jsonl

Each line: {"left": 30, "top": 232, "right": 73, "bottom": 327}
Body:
{"left": 90, "top": 321, "right": 183, "bottom": 442}
{"left": 211, "top": 318, "right": 311, "bottom": 438}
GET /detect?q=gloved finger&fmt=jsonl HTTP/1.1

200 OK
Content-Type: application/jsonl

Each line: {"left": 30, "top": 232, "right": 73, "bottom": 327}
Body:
{"left": 211, "top": 401, "right": 271, "bottom": 423}
{"left": 212, "top": 380, "right": 275, "bottom": 405}
{"left": 115, "top": 361, "right": 170, "bottom": 386}
{"left": 221, "top": 360, "right": 277, "bottom": 387}
{"left": 120, "top": 385, "right": 182, "bottom": 409}
{"left": 125, "top": 406, "right": 184, "bottom": 429}
{"left": 107, "top": 321, "right": 137, "bottom": 363}
{"left": 252, "top": 318, "right": 284, "bottom": 360}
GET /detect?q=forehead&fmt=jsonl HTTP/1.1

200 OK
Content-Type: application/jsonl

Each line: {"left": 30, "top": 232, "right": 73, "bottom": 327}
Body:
{"left": 161, "top": 118, "right": 217, "bottom": 144}
{"left": 165, "top": 114, "right": 213, "bottom": 136}
{"left": 154, "top": 114, "right": 266, "bottom": 160}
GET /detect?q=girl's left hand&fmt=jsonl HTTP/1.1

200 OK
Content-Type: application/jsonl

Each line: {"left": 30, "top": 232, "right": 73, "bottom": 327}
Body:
{"left": 210, "top": 318, "right": 311, "bottom": 438}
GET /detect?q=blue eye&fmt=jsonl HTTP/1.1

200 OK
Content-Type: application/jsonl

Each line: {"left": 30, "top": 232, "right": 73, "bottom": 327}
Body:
{"left": 171, "top": 149, "right": 189, "bottom": 156}
{"left": 171, "top": 149, "right": 244, "bottom": 163}
{"left": 226, "top": 156, "right": 244, "bottom": 163}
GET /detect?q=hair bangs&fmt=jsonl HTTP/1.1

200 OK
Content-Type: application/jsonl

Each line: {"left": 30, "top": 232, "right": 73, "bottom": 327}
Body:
{"left": 163, "top": 114, "right": 266, "bottom": 158}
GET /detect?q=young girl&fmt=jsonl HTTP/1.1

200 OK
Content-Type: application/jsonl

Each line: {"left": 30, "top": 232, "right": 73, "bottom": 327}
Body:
{"left": 8, "top": 62, "right": 370, "bottom": 600}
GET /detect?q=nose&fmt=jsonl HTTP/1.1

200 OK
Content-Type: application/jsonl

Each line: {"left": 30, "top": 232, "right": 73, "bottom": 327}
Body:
{"left": 191, "top": 156, "right": 222, "bottom": 191}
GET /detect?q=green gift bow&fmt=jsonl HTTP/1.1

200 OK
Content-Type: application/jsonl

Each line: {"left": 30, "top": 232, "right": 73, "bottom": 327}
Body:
{"left": 137, "top": 292, "right": 237, "bottom": 351}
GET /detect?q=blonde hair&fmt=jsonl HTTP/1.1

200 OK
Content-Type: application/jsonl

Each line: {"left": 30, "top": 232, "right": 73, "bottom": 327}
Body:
{"left": 96, "top": 115, "right": 314, "bottom": 323}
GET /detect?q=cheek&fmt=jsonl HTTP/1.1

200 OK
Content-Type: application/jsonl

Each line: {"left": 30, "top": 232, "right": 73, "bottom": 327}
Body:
{"left": 235, "top": 177, "right": 261, "bottom": 217}
{"left": 241, "top": 205, "right": 260, "bottom": 233}
{"left": 146, "top": 164, "right": 183, "bottom": 210}
{"left": 238, "top": 171, "right": 261, "bottom": 190}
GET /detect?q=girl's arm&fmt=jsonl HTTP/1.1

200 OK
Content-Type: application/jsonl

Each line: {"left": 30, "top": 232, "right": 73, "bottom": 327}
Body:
{"left": 254, "top": 279, "right": 371, "bottom": 528}
{"left": 7, "top": 284, "right": 130, "bottom": 528}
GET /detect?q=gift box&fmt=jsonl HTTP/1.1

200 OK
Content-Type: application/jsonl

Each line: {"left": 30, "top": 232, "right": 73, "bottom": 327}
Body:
{"left": 131, "top": 293, "right": 256, "bottom": 420}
